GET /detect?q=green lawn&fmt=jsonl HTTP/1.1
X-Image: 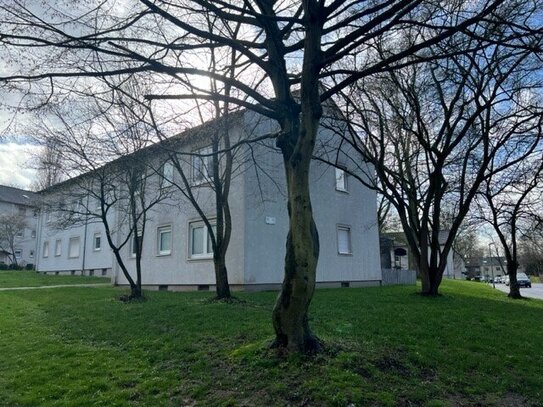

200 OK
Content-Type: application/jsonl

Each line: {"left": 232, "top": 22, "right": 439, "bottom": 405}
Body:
{"left": 0, "top": 270, "right": 109, "bottom": 288}
{"left": 0, "top": 278, "right": 542, "bottom": 407}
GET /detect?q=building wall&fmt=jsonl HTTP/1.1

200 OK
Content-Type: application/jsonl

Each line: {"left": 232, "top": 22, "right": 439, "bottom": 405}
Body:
{"left": 0, "top": 201, "right": 38, "bottom": 266}
{"left": 113, "top": 126, "right": 247, "bottom": 288}
{"left": 36, "top": 193, "right": 113, "bottom": 275}
{"left": 242, "top": 114, "right": 381, "bottom": 286}
{"left": 35, "top": 111, "right": 382, "bottom": 289}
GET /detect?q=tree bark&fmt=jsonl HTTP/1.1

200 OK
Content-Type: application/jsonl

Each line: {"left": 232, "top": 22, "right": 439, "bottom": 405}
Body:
{"left": 214, "top": 254, "right": 231, "bottom": 299}
{"left": 507, "top": 262, "right": 522, "bottom": 299}
{"left": 271, "top": 159, "right": 321, "bottom": 353}
{"left": 270, "top": 1, "right": 324, "bottom": 353}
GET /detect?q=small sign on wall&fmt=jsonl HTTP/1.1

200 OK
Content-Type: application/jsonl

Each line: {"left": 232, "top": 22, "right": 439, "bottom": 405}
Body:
{"left": 265, "top": 216, "right": 276, "bottom": 225}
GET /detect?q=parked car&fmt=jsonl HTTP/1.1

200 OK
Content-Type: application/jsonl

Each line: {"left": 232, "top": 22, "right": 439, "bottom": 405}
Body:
{"left": 517, "top": 273, "right": 532, "bottom": 288}
{"left": 495, "top": 275, "right": 502, "bottom": 284}
{"left": 504, "top": 273, "right": 531, "bottom": 288}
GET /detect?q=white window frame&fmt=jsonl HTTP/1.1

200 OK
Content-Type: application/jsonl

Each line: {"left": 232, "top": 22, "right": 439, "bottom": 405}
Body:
{"left": 31, "top": 230, "right": 36, "bottom": 238}
{"left": 192, "top": 146, "right": 213, "bottom": 185}
{"left": 93, "top": 233, "right": 102, "bottom": 251}
{"left": 16, "top": 228, "right": 24, "bottom": 238}
{"left": 43, "top": 241, "right": 49, "bottom": 258}
{"left": 157, "top": 225, "right": 172, "bottom": 256}
{"left": 55, "top": 239, "right": 62, "bottom": 257}
{"left": 14, "top": 249, "right": 22, "bottom": 259}
{"left": 162, "top": 162, "right": 175, "bottom": 188}
{"left": 335, "top": 166, "right": 348, "bottom": 193}
{"left": 68, "top": 237, "right": 81, "bottom": 259}
{"left": 189, "top": 220, "right": 215, "bottom": 259}
{"left": 29, "top": 249, "right": 34, "bottom": 258}
{"left": 337, "top": 225, "right": 352, "bottom": 255}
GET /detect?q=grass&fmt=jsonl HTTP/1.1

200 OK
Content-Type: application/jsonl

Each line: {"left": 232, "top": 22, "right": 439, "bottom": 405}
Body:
{"left": 0, "top": 277, "right": 542, "bottom": 407}
{"left": 0, "top": 270, "right": 109, "bottom": 288}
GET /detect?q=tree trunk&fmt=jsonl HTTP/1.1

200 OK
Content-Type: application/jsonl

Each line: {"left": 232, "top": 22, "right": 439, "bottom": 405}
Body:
{"left": 111, "top": 247, "right": 142, "bottom": 300}
{"left": 131, "top": 283, "right": 142, "bottom": 299}
{"left": 271, "top": 163, "right": 321, "bottom": 353}
{"left": 267, "top": 0, "right": 323, "bottom": 353}
{"left": 272, "top": 104, "right": 322, "bottom": 353}
{"left": 419, "top": 261, "right": 441, "bottom": 296}
{"left": 507, "top": 262, "right": 521, "bottom": 299}
{"left": 134, "top": 254, "right": 143, "bottom": 299}
{"left": 214, "top": 253, "right": 231, "bottom": 299}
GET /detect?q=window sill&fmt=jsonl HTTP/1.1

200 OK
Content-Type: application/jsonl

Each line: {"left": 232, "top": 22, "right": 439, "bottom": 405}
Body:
{"left": 335, "top": 188, "right": 349, "bottom": 194}
{"left": 338, "top": 252, "right": 353, "bottom": 256}
{"left": 187, "top": 255, "right": 213, "bottom": 262}
{"left": 156, "top": 252, "right": 172, "bottom": 257}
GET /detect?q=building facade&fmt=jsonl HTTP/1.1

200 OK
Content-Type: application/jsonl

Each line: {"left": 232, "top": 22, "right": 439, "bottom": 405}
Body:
{"left": 0, "top": 186, "right": 39, "bottom": 267}
{"left": 34, "top": 112, "right": 382, "bottom": 290}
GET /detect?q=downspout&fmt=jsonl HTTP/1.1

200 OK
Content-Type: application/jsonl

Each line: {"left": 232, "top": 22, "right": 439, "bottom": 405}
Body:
{"left": 81, "top": 194, "right": 89, "bottom": 274}
{"left": 35, "top": 206, "right": 42, "bottom": 272}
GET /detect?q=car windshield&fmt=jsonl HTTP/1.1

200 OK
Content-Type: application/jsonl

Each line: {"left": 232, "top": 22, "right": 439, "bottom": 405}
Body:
{"left": 517, "top": 274, "right": 528, "bottom": 279}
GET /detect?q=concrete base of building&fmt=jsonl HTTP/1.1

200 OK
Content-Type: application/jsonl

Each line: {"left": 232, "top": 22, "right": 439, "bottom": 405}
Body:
{"left": 114, "top": 280, "right": 383, "bottom": 293}
{"left": 40, "top": 268, "right": 112, "bottom": 278}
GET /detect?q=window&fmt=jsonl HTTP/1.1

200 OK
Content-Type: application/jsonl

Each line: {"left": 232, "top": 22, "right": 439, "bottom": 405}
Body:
{"left": 189, "top": 221, "right": 215, "bottom": 258}
{"left": 157, "top": 226, "right": 172, "bottom": 255}
{"left": 335, "top": 167, "right": 348, "bottom": 192}
{"left": 31, "top": 230, "right": 36, "bottom": 238}
{"left": 16, "top": 228, "right": 23, "bottom": 238}
{"left": 43, "top": 241, "right": 49, "bottom": 258}
{"left": 68, "top": 237, "right": 80, "bottom": 258}
{"left": 55, "top": 239, "right": 62, "bottom": 257}
{"left": 192, "top": 146, "right": 212, "bottom": 184}
{"left": 17, "top": 207, "right": 26, "bottom": 216}
{"left": 337, "top": 225, "right": 352, "bottom": 255}
{"left": 29, "top": 250, "right": 34, "bottom": 258}
{"left": 14, "top": 249, "right": 22, "bottom": 259}
{"left": 45, "top": 211, "right": 51, "bottom": 223}
{"left": 33, "top": 210, "right": 38, "bottom": 218}
{"left": 162, "top": 162, "right": 175, "bottom": 188}
{"left": 93, "top": 233, "right": 101, "bottom": 251}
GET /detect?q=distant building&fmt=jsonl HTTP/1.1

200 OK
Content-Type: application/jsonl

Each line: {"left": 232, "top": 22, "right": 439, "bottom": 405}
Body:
{"left": 380, "top": 232, "right": 410, "bottom": 270}
{"left": 464, "top": 256, "right": 517, "bottom": 279}
{"left": 0, "top": 185, "right": 39, "bottom": 266}
{"left": 380, "top": 230, "right": 464, "bottom": 279}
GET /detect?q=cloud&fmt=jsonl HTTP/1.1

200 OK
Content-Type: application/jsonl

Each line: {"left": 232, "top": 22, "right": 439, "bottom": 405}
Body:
{"left": 0, "top": 142, "right": 39, "bottom": 189}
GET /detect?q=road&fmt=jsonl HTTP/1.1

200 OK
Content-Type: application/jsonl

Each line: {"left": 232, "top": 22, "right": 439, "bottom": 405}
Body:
{"left": 493, "top": 283, "right": 543, "bottom": 300}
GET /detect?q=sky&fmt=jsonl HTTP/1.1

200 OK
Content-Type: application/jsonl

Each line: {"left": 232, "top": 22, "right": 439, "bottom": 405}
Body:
{"left": 0, "top": 141, "right": 38, "bottom": 190}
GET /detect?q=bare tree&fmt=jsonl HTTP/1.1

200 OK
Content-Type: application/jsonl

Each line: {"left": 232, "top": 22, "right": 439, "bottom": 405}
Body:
{"left": 477, "top": 150, "right": 543, "bottom": 298}
{"left": 1, "top": 0, "right": 542, "bottom": 351}
{"left": 321, "top": 26, "right": 543, "bottom": 295}
{"left": 30, "top": 138, "right": 64, "bottom": 191}
{"left": 147, "top": 12, "right": 249, "bottom": 300}
{"left": 519, "top": 223, "right": 543, "bottom": 278}
{"left": 36, "top": 85, "right": 170, "bottom": 299}
{"left": 0, "top": 213, "right": 26, "bottom": 266}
